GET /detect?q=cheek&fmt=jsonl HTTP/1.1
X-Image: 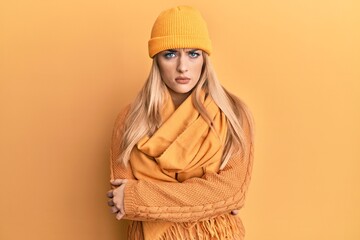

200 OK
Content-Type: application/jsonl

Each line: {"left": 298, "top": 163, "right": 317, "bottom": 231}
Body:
{"left": 193, "top": 61, "right": 204, "bottom": 78}
{"left": 158, "top": 60, "right": 175, "bottom": 78}
{"left": 159, "top": 67, "right": 173, "bottom": 83}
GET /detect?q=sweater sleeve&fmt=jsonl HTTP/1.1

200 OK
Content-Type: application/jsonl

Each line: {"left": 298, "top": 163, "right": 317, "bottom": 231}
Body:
{"left": 122, "top": 111, "right": 255, "bottom": 223}
{"left": 109, "top": 105, "right": 136, "bottom": 181}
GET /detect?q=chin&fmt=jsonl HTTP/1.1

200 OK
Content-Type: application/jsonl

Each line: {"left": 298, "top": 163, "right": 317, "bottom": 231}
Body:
{"left": 175, "top": 88, "right": 194, "bottom": 94}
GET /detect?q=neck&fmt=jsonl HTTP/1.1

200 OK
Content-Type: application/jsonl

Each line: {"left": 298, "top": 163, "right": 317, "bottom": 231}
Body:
{"left": 167, "top": 88, "right": 192, "bottom": 109}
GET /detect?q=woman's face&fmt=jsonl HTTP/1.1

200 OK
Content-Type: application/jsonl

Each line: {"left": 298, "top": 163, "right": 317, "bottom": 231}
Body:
{"left": 156, "top": 48, "right": 204, "bottom": 96}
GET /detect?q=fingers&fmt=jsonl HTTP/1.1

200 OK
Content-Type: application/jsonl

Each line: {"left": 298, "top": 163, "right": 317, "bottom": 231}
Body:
{"left": 108, "top": 179, "right": 128, "bottom": 220}
{"left": 110, "top": 204, "right": 125, "bottom": 220}
{"left": 106, "top": 191, "right": 118, "bottom": 213}
{"left": 106, "top": 190, "right": 113, "bottom": 198}
{"left": 112, "top": 185, "right": 125, "bottom": 209}
{"left": 113, "top": 182, "right": 126, "bottom": 196}
{"left": 111, "top": 206, "right": 119, "bottom": 213}
{"left": 108, "top": 199, "right": 114, "bottom": 206}
{"left": 116, "top": 211, "right": 125, "bottom": 220}
{"left": 110, "top": 179, "right": 128, "bottom": 186}
{"left": 231, "top": 209, "right": 239, "bottom": 215}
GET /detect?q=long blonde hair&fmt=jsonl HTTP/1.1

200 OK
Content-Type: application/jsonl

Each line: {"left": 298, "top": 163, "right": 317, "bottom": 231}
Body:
{"left": 118, "top": 53, "right": 254, "bottom": 168}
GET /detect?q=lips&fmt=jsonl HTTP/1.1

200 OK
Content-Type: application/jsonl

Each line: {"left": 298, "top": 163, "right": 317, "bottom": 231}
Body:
{"left": 175, "top": 76, "right": 190, "bottom": 84}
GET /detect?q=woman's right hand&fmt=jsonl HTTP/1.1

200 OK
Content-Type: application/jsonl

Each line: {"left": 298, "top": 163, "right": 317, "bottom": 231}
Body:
{"left": 107, "top": 179, "right": 128, "bottom": 220}
{"left": 231, "top": 209, "right": 239, "bottom": 215}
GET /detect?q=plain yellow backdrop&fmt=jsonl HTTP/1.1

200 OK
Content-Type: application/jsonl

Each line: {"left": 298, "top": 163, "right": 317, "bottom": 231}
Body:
{"left": 1, "top": 0, "right": 359, "bottom": 239}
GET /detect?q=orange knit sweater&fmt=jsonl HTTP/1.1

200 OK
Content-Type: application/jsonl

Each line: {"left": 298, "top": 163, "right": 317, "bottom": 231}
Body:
{"left": 109, "top": 105, "right": 254, "bottom": 239}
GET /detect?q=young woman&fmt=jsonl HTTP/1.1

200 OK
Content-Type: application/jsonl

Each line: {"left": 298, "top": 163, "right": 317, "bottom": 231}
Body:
{"left": 107, "top": 6, "right": 255, "bottom": 240}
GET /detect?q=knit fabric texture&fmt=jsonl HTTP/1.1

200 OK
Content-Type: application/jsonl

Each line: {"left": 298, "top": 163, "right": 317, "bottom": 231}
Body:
{"left": 148, "top": 6, "right": 212, "bottom": 58}
{"left": 109, "top": 97, "right": 254, "bottom": 239}
{"left": 130, "top": 89, "right": 227, "bottom": 184}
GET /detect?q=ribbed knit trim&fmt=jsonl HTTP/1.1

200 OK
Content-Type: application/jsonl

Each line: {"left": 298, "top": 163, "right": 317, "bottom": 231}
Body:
{"left": 148, "top": 35, "right": 212, "bottom": 58}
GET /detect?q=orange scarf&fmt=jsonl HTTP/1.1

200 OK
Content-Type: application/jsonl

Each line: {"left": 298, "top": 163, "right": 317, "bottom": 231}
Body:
{"left": 130, "top": 89, "right": 227, "bottom": 183}
{"left": 128, "top": 90, "right": 243, "bottom": 239}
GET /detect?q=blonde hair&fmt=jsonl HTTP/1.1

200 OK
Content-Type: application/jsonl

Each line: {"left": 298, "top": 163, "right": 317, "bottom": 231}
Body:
{"left": 118, "top": 53, "right": 254, "bottom": 168}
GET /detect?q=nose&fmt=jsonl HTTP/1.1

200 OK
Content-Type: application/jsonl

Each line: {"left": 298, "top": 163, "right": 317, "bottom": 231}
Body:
{"left": 176, "top": 55, "right": 188, "bottom": 73}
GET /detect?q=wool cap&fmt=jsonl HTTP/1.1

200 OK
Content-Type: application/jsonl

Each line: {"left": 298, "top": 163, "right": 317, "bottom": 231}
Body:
{"left": 148, "top": 6, "right": 212, "bottom": 58}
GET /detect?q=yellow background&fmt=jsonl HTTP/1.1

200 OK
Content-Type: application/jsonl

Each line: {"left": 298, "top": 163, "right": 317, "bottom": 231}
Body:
{"left": 1, "top": 0, "right": 359, "bottom": 239}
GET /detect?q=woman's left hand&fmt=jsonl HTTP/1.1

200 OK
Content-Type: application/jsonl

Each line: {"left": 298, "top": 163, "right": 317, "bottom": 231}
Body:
{"left": 107, "top": 179, "right": 128, "bottom": 220}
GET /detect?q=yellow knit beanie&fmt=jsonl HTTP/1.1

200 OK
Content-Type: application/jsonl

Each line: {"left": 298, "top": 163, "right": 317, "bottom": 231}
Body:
{"left": 148, "top": 6, "right": 212, "bottom": 58}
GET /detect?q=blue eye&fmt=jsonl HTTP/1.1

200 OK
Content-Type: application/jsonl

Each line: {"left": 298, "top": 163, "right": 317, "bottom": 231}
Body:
{"left": 189, "top": 51, "right": 201, "bottom": 58}
{"left": 164, "top": 52, "right": 176, "bottom": 59}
